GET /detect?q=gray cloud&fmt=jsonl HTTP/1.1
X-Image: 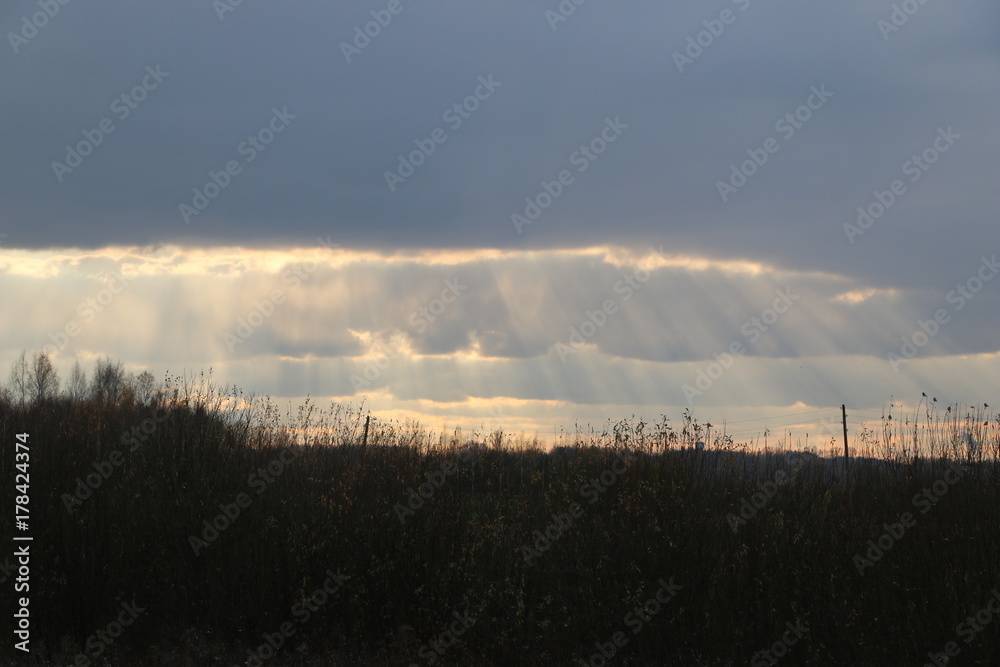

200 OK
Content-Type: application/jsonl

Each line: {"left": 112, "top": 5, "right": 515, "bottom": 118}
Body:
{"left": 2, "top": 2, "right": 996, "bottom": 286}
{"left": 2, "top": 0, "right": 998, "bottom": 435}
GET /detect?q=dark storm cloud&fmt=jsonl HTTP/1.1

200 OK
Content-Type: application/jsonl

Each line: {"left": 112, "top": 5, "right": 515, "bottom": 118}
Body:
{"left": 2, "top": 0, "right": 997, "bottom": 289}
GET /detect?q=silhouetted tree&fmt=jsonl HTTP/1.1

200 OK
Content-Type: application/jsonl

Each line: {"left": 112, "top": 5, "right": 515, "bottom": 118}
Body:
{"left": 134, "top": 370, "right": 158, "bottom": 406}
{"left": 28, "top": 351, "right": 60, "bottom": 404}
{"left": 91, "top": 356, "right": 127, "bottom": 403}
{"left": 65, "top": 359, "right": 88, "bottom": 402}
{"left": 6, "top": 351, "right": 29, "bottom": 408}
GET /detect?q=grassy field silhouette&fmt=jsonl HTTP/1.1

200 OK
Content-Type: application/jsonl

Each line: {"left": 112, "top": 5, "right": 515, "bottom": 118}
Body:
{"left": 1, "top": 355, "right": 998, "bottom": 665}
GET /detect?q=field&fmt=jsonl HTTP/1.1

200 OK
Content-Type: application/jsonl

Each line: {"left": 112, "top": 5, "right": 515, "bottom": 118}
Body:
{"left": 1, "top": 377, "right": 999, "bottom": 666}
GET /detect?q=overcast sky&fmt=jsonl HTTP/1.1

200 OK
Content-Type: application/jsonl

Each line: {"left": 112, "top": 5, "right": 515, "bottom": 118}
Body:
{"left": 2, "top": 0, "right": 998, "bottom": 444}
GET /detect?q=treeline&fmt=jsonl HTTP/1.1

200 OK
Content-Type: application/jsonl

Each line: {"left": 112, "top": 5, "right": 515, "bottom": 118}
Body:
{"left": 2, "top": 350, "right": 163, "bottom": 408}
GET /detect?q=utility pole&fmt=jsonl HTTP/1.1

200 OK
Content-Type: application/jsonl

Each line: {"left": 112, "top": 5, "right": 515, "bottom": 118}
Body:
{"left": 841, "top": 404, "right": 850, "bottom": 480}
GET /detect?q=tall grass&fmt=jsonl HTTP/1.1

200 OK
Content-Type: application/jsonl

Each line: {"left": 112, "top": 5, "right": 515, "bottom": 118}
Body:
{"left": 1, "top": 380, "right": 998, "bottom": 665}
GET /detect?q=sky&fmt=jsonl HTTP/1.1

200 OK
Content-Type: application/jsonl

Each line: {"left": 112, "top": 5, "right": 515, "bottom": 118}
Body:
{"left": 1, "top": 0, "right": 998, "bottom": 446}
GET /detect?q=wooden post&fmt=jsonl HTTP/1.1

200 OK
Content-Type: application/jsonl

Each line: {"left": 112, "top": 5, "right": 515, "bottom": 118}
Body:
{"left": 362, "top": 414, "right": 370, "bottom": 448}
{"left": 841, "top": 404, "right": 850, "bottom": 479}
